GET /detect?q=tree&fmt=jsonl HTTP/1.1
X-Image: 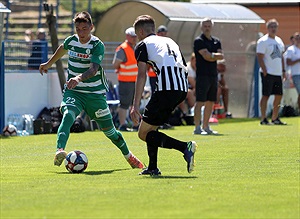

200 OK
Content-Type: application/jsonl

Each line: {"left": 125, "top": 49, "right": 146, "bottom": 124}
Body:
{"left": 44, "top": 3, "right": 66, "bottom": 93}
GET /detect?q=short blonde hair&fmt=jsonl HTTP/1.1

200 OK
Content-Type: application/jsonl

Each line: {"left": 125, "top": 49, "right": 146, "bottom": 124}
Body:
{"left": 266, "top": 19, "right": 279, "bottom": 28}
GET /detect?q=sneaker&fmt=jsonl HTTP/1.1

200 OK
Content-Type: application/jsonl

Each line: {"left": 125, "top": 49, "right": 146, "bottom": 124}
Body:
{"left": 184, "top": 141, "right": 198, "bottom": 173}
{"left": 203, "top": 127, "right": 218, "bottom": 135}
{"left": 54, "top": 148, "right": 67, "bottom": 166}
{"left": 226, "top": 112, "right": 232, "bottom": 118}
{"left": 118, "top": 124, "right": 134, "bottom": 132}
{"left": 260, "top": 118, "right": 271, "bottom": 125}
{"left": 271, "top": 118, "right": 287, "bottom": 125}
{"left": 200, "top": 129, "right": 209, "bottom": 135}
{"left": 193, "top": 126, "right": 206, "bottom": 135}
{"left": 127, "top": 153, "right": 144, "bottom": 169}
{"left": 193, "top": 126, "right": 201, "bottom": 134}
{"left": 139, "top": 168, "right": 161, "bottom": 176}
{"left": 132, "top": 125, "right": 139, "bottom": 131}
{"left": 158, "top": 123, "right": 174, "bottom": 130}
{"left": 194, "top": 127, "right": 209, "bottom": 135}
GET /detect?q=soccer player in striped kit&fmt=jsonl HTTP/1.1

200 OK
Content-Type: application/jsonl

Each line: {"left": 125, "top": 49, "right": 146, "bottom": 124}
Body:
{"left": 39, "top": 11, "right": 144, "bottom": 169}
{"left": 130, "top": 15, "right": 197, "bottom": 176}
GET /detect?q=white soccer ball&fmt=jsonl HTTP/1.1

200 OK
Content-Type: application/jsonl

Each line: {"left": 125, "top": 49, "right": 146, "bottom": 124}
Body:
{"left": 65, "top": 150, "right": 88, "bottom": 173}
{"left": 2, "top": 124, "right": 17, "bottom": 136}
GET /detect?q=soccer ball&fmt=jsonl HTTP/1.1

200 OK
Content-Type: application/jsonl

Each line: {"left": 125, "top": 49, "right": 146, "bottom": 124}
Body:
{"left": 2, "top": 124, "right": 17, "bottom": 136}
{"left": 65, "top": 150, "right": 88, "bottom": 173}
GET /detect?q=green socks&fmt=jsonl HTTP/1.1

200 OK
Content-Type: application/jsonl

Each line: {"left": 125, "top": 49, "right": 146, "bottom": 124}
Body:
{"left": 56, "top": 108, "right": 76, "bottom": 150}
{"left": 96, "top": 119, "right": 129, "bottom": 155}
{"left": 56, "top": 107, "right": 130, "bottom": 156}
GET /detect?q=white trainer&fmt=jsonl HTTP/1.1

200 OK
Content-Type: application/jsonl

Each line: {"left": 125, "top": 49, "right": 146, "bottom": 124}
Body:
{"left": 54, "top": 149, "right": 67, "bottom": 166}
{"left": 203, "top": 127, "right": 218, "bottom": 135}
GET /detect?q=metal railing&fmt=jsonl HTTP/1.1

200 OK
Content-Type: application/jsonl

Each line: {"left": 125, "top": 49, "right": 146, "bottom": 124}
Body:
{"left": 3, "top": 0, "right": 99, "bottom": 40}
{"left": 3, "top": 40, "right": 120, "bottom": 73}
{"left": 4, "top": 40, "right": 48, "bottom": 71}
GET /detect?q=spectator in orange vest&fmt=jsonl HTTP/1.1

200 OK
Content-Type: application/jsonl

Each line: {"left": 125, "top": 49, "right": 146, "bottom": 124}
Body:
{"left": 112, "top": 27, "right": 138, "bottom": 131}
{"left": 147, "top": 66, "right": 156, "bottom": 94}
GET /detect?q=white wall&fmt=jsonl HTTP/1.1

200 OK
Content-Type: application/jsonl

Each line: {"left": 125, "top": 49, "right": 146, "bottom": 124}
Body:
{"left": 4, "top": 70, "right": 118, "bottom": 125}
{"left": 4, "top": 70, "right": 63, "bottom": 124}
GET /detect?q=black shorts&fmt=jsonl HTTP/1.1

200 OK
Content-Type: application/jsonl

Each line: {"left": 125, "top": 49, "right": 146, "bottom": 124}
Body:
{"left": 195, "top": 75, "right": 218, "bottom": 102}
{"left": 118, "top": 81, "right": 135, "bottom": 109}
{"left": 143, "top": 90, "right": 187, "bottom": 126}
{"left": 261, "top": 73, "right": 283, "bottom": 96}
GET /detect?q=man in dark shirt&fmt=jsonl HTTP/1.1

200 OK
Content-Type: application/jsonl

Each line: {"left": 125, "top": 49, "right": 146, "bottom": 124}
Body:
{"left": 28, "top": 28, "right": 47, "bottom": 70}
{"left": 193, "top": 18, "right": 224, "bottom": 135}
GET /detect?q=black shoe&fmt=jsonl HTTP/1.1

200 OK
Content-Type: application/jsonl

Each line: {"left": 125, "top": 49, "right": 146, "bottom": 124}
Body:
{"left": 139, "top": 168, "right": 161, "bottom": 176}
{"left": 183, "top": 141, "right": 197, "bottom": 173}
{"left": 271, "top": 118, "right": 287, "bottom": 125}
{"left": 159, "top": 123, "right": 174, "bottom": 129}
{"left": 260, "top": 118, "right": 270, "bottom": 125}
{"left": 226, "top": 112, "right": 232, "bottom": 118}
{"left": 118, "top": 124, "right": 133, "bottom": 132}
{"left": 132, "top": 125, "right": 139, "bottom": 131}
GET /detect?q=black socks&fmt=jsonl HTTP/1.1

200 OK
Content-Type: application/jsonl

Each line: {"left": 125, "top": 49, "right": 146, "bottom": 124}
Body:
{"left": 145, "top": 130, "right": 187, "bottom": 170}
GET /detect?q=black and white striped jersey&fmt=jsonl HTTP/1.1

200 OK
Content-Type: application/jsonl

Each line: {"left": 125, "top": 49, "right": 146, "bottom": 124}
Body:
{"left": 135, "top": 34, "right": 188, "bottom": 92}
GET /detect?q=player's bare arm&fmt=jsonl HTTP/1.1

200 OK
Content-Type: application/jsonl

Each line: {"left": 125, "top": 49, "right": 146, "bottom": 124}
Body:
{"left": 67, "top": 62, "right": 100, "bottom": 89}
{"left": 112, "top": 58, "right": 122, "bottom": 70}
{"left": 199, "top": 48, "right": 224, "bottom": 62}
{"left": 287, "top": 57, "right": 300, "bottom": 66}
{"left": 39, "top": 44, "right": 67, "bottom": 75}
{"left": 130, "top": 61, "right": 148, "bottom": 125}
{"left": 257, "top": 53, "right": 267, "bottom": 76}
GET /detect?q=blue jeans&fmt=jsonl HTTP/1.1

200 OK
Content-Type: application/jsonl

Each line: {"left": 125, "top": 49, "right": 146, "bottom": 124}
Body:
{"left": 292, "top": 75, "right": 300, "bottom": 94}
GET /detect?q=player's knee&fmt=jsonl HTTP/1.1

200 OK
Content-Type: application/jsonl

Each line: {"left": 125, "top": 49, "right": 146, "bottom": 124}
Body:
{"left": 62, "top": 108, "right": 76, "bottom": 123}
{"left": 61, "top": 106, "right": 77, "bottom": 118}
{"left": 145, "top": 130, "right": 161, "bottom": 146}
{"left": 103, "top": 127, "right": 119, "bottom": 140}
{"left": 138, "top": 130, "right": 148, "bottom": 141}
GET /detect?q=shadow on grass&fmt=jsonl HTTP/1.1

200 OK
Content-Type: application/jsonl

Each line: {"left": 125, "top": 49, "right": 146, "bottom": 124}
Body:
{"left": 0, "top": 135, "right": 17, "bottom": 139}
{"left": 84, "top": 168, "right": 130, "bottom": 175}
{"left": 202, "top": 133, "right": 225, "bottom": 136}
{"left": 55, "top": 168, "right": 130, "bottom": 175}
{"left": 218, "top": 118, "right": 258, "bottom": 124}
{"left": 141, "top": 175, "right": 198, "bottom": 179}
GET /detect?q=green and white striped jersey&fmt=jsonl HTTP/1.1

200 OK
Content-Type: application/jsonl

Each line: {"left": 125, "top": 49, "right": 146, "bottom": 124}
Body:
{"left": 63, "top": 34, "right": 109, "bottom": 94}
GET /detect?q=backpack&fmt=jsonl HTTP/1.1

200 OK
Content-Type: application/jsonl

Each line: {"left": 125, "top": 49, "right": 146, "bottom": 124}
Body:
{"left": 281, "top": 105, "right": 298, "bottom": 117}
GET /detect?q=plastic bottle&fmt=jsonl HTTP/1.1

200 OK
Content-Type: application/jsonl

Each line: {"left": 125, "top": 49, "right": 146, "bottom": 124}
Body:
{"left": 17, "top": 130, "right": 29, "bottom": 136}
{"left": 14, "top": 114, "right": 24, "bottom": 131}
{"left": 23, "top": 114, "right": 34, "bottom": 135}
{"left": 7, "top": 114, "right": 13, "bottom": 125}
{"left": 7, "top": 114, "right": 22, "bottom": 129}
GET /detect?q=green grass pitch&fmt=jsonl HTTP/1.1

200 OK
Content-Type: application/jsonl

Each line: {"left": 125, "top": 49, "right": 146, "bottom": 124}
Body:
{"left": 1, "top": 117, "right": 299, "bottom": 218}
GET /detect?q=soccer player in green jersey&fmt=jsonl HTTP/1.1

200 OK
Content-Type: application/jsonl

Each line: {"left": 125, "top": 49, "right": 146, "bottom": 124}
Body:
{"left": 39, "top": 11, "right": 144, "bottom": 169}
